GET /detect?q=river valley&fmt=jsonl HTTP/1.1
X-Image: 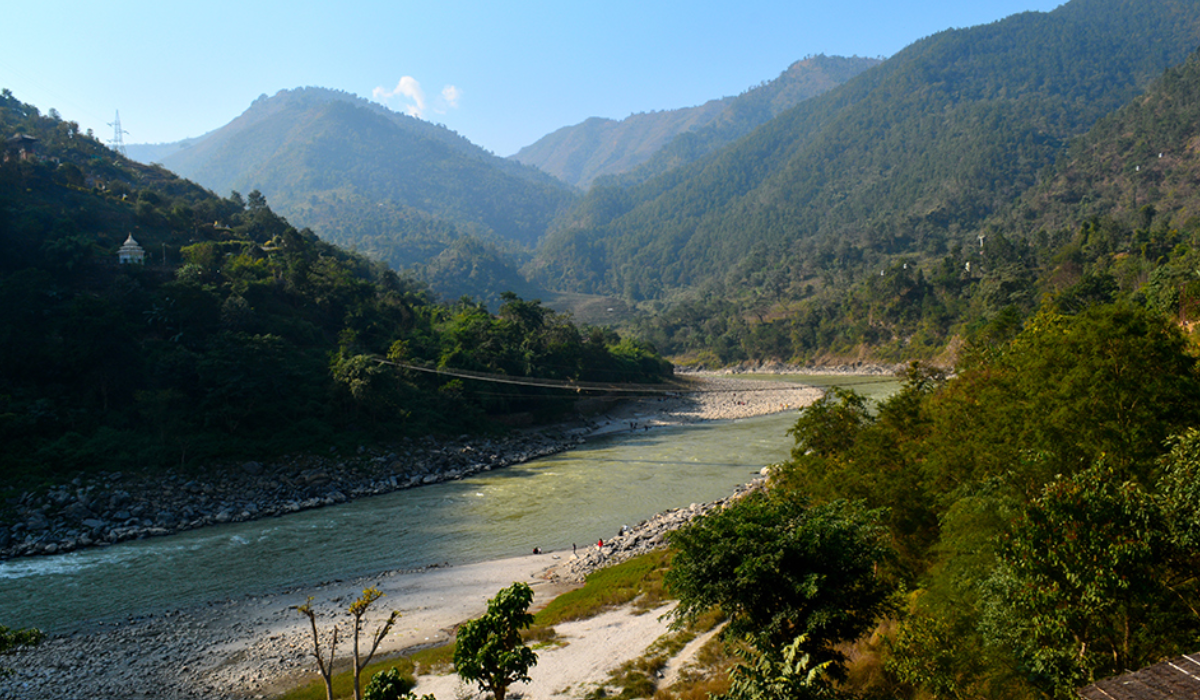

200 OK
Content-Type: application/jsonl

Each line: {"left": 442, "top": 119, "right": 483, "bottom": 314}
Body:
{"left": 0, "top": 374, "right": 900, "bottom": 700}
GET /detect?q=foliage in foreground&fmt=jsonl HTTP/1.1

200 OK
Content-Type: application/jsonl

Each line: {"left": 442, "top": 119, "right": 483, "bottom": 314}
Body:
{"left": 665, "top": 490, "right": 897, "bottom": 699}
{"left": 779, "top": 303, "right": 1200, "bottom": 699}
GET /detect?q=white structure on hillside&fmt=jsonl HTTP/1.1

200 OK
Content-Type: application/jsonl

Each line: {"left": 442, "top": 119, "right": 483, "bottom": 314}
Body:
{"left": 117, "top": 234, "right": 145, "bottom": 264}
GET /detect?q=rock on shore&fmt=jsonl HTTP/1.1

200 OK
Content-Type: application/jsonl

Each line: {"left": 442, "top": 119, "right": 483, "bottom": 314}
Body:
{"left": 547, "top": 473, "right": 768, "bottom": 582}
{"left": 1, "top": 375, "right": 827, "bottom": 563}
{"left": 0, "top": 430, "right": 584, "bottom": 561}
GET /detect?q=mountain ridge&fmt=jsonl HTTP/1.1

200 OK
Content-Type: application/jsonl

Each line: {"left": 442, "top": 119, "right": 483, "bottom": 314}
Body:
{"left": 530, "top": 0, "right": 1200, "bottom": 301}
{"left": 511, "top": 54, "right": 881, "bottom": 189}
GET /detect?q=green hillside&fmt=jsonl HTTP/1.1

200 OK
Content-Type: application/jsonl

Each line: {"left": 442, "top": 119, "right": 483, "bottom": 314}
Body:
{"left": 0, "top": 90, "right": 668, "bottom": 484}
{"left": 532, "top": 0, "right": 1200, "bottom": 303}
{"left": 152, "top": 88, "right": 576, "bottom": 270}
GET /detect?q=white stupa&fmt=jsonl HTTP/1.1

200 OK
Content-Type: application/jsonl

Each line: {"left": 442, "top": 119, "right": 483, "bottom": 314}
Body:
{"left": 117, "top": 234, "right": 145, "bottom": 264}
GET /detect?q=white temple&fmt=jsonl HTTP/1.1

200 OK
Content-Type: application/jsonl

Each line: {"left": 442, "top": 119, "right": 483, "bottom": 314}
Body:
{"left": 117, "top": 234, "right": 145, "bottom": 264}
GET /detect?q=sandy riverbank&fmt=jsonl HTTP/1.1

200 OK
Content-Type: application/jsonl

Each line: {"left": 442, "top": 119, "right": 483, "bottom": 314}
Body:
{"left": 0, "top": 375, "right": 831, "bottom": 700}
{"left": 582, "top": 375, "right": 823, "bottom": 436}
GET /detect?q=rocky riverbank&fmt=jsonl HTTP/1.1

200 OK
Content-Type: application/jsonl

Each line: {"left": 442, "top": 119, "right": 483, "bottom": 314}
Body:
{"left": 545, "top": 472, "right": 768, "bottom": 583}
{"left": 0, "top": 373, "right": 844, "bottom": 700}
{"left": 0, "top": 476, "right": 772, "bottom": 700}
{"left": 1, "top": 374, "right": 826, "bottom": 562}
{"left": 0, "top": 430, "right": 584, "bottom": 561}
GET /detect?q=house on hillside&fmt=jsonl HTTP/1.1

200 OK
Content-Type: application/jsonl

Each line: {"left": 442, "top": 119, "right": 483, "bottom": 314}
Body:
{"left": 1077, "top": 653, "right": 1200, "bottom": 699}
{"left": 4, "top": 133, "right": 37, "bottom": 162}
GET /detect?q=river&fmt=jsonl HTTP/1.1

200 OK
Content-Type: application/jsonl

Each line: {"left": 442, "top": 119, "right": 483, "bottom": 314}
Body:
{"left": 0, "top": 375, "right": 899, "bottom": 634}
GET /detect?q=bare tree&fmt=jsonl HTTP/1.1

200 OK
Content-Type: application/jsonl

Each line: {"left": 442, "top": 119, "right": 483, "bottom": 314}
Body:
{"left": 293, "top": 588, "right": 400, "bottom": 700}
{"left": 294, "top": 597, "right": 339, "bottom": 700}
{"left": 350, "top": 588, "right": 400, "bottom": 700}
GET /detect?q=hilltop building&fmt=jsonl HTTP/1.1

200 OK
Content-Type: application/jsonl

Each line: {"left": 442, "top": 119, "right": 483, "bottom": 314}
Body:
{"left": 117, "top": 234, "right": 145, "bottom": 264}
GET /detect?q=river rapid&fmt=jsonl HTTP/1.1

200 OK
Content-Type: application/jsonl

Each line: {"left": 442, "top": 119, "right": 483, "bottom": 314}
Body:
{"left": 0, "top": 375, "right": 898, "bottom": 635}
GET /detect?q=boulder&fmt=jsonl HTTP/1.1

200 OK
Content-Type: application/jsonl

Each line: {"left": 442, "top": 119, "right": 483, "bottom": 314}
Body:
{"left": 61, "top": 501, "right": 96, "bottom": 522}
{"left": 27, "top": 511, "right": 50, "bottom": 531}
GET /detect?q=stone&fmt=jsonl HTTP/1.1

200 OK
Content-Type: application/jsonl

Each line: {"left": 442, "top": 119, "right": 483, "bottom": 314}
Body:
{"left": 26, "top": 511, "right": 50, "bottom": 531}
{"left": 61, "top": 501, "right": 96, "bottom": 522}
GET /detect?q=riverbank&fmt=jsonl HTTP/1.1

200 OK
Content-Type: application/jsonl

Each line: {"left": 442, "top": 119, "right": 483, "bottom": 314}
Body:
{"left": 0, "top": 376, "right": 822, "bottom": 562}
{"left": 0, "top": 375, "right": 831, "bottom": 699}
{"left": 0, "top": 481, "right": 764, "bottom": 700}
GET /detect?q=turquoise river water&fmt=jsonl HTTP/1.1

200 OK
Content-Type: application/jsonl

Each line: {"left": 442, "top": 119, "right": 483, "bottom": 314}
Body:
{"left": 0, "top": 375, "right": 898, "bottom": 634}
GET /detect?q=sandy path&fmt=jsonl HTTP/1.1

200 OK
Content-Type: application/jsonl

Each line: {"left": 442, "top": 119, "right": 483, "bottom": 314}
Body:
{"left": 0, "top": 374, "right": 833, "bottom": 700}
{"left": 414, "top": 603, "right": 679, "bottom": 700}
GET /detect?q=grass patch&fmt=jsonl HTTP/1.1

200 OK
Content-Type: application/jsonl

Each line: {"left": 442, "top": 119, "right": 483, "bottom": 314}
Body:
{"left": 407, "top": 643, "right": 455, "bottom": 676}
{"left": 534, "top": 549, "right": 673, "bottom": 627}
{"left": 652, "top": 629, "right": 737, "bottom": 700}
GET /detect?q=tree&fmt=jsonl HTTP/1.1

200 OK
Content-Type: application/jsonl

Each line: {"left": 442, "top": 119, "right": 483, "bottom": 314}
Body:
{"left": 294, "top": 597, "right": 340, "bottom": 700}
{"left": 453, "top": 582, "right": 538, "bottom": 700}
{"left": 362, "top": 667, "right": 431, "bottom": 700}
{"left": 980, "top": 463, "right": 1200, "bottom": 698}
{"left": 350, "top": 588, "right": 400, "bottom": 700}
{"left": 293, "top": 588, "right": 400, "bottom": 700}
{"left": 0, "top": 626, "right": 45, "bottom": 677}
{"left": 719, "top": 635, "right": 843, "bottom": 700}
{"left": 665, "top": 491, "right": 895, "bottom": 681}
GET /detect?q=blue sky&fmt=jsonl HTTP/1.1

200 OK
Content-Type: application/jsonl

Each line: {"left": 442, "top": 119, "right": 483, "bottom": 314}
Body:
{"left": 4, "top": 1, "right": 1064, "bottom": 157}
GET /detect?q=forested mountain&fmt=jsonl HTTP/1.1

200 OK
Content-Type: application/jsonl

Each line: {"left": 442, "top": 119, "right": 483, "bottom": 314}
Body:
{"left": 511, "top": 55, "right": 880, "bottom": 189}
{"left": 999, "top": 49, "right": 1200, "bottom": 235}
{"left": 137, "top": 88, "right": 576, "bottom": 274}
{"left": 0, "top": 90, "right": 669, "bottom": 483}
{"left": 531, "top": 0, "right": 1200, "bottom": 305}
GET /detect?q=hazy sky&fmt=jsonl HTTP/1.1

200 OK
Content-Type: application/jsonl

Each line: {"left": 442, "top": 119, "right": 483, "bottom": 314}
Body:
{"left": 3, "top": 1, "right": 1065, "bottom": 157}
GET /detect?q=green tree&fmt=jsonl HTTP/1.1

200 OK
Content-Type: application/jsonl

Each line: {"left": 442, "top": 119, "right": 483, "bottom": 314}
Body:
{"left": 665, "top": 491, "right": 895, "bottom": 680}
{"left": 362, "top": 668, "right": 424, "bottom": 700}
{"left": 980, "top": 463, "right": 1200, "bottom": 697}
{"left": 719, "top": 635, "right": 843, "bottom": 700}
{"left": 453, "top": 582, "right": 538, "bottom": 700}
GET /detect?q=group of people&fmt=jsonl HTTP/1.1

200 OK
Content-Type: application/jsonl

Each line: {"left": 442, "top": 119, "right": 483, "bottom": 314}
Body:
{"left": 549, "top": 524, "right": 630, "bottom": 558}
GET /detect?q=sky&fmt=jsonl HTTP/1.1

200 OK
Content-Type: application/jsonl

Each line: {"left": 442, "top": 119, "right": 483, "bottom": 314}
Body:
{"left": 3, "top": 1, "right": 1066, "bottom": 157}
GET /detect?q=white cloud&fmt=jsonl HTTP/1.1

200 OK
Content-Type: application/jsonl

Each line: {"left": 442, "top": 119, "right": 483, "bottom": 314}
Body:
{"left": 373, "top": 76, "right": 427, "bottom": 118}
{"left": 373, "top": 77, "right": 462, "bottom": 120}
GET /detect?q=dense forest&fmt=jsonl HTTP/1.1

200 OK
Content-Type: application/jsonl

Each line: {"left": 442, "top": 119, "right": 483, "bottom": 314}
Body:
{"left": 608, "top": 44, "right": 1200, "bottom": 366}
{"left": 528, "top": 0, "right": 1200, "bottom": 366}
{"left": 0, "top": 90, "right": 670, "bottom": 486}
{"left": 658, "top": 304, "right": 1200, "bottom": 700}
{"left": 764, "top": 302, "right": 1200, "bottom": 699}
